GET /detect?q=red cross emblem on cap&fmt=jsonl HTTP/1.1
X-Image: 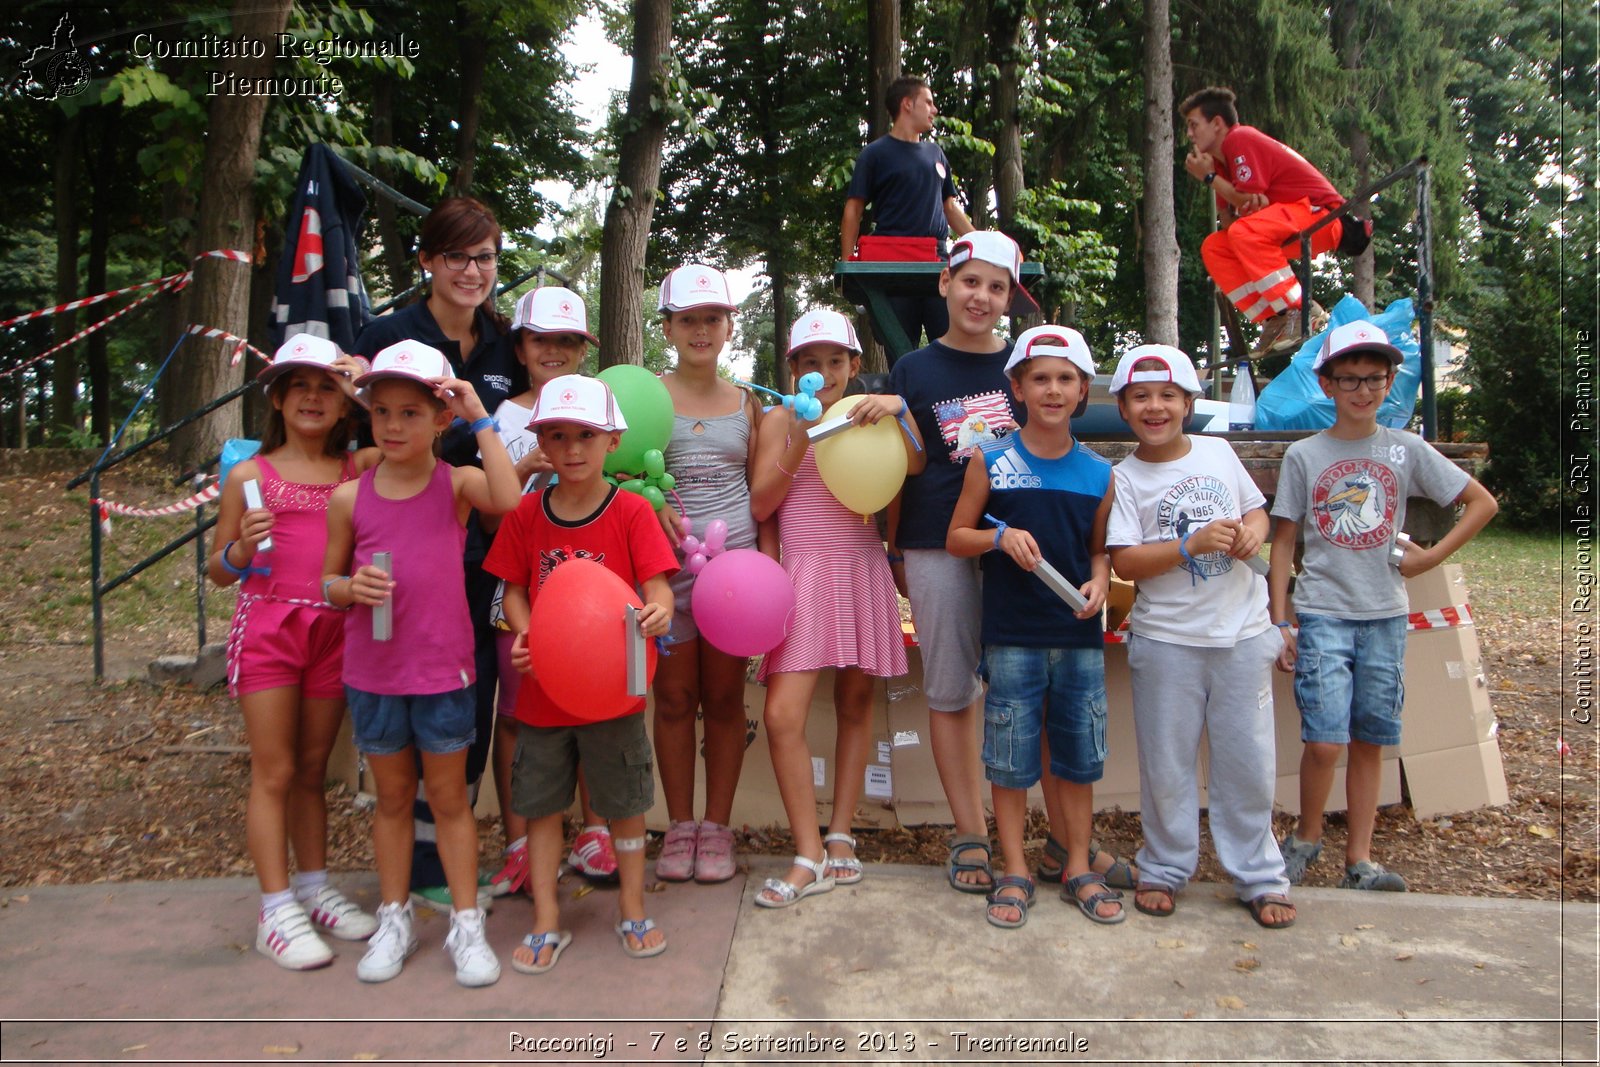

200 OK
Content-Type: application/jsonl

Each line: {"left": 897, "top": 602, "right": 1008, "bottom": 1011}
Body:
{"left": 292, "top": 343, "right": 306, "bottom": 354}
{"left": 809, "top": 320, "right": 823, "bottom": 333}
{"left": 395, "top": 351, "right": 411, "bottom": 363}
{"left": 560, "top": 388, "right": 576, "bottom": 403}
{"left": 696, "top": 275, "right": 711, "bottom": 289}
{"left": 560, "top": 301, "right": 573, "bottom": 315}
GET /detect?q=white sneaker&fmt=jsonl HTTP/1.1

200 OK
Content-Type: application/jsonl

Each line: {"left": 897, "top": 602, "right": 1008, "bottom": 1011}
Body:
{"left": 255, "top": 901, "right": 334, "bottom": 971}
{"left": 301, "top": 884, "right": 378, "bottom": 941}
{"left": 356, "top": 901, "right": 418, "bottom": 983}
{"left": 444, "top": 908, "right": 500, "bottom": 987}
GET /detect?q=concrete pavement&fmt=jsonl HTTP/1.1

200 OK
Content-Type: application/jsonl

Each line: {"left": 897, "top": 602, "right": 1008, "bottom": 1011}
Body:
{"left": 1, "top": 858, "right": 1594, "bottom": 1064}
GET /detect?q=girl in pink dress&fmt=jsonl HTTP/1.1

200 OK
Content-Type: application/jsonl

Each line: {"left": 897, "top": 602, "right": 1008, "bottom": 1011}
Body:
{"left": 211, "top": 334, "right": 380, "bottom": 970}
{"left": 748, "top": 310, "right": 925, "bottom": 907}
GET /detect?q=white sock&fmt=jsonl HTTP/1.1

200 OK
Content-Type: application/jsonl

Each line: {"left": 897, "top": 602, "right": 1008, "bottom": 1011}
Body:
{"left": 261, "top": 889, "right": 295, "bottom": 917}
{"left": 290, "top": 869, "right": 328, "bottom": 902}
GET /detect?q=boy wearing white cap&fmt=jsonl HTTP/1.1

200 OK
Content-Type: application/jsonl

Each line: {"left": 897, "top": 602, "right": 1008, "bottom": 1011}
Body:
{"left": 483, "top": 374, "right": 680, "bottom": 972}
{"left": 1270, "top": 322, "right": 1497, "bottom": 892}
{"left": 947, "top": 326, "right": 1117, "bottom": 929}
{"left": 889, "top": 230, "right": 1039, "bottom": 896}
{"left": 1105, "top": 343, "right": 1295, "bottom": 928}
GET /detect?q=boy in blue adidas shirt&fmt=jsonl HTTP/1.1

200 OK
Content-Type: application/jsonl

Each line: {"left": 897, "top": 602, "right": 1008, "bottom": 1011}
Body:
{"left": 948, "top": 326, "right": 1119, "bottom": 929}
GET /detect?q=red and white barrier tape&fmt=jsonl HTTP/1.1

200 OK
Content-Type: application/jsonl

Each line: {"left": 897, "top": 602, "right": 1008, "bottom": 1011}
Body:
{"left": 92, "top": 483, "right": 221, "bottom": 534}
{"left": 186, "top": 324, "right": 270, "bottom": 367}
{"left": 0, "top": 274, "right": 189, "bottom": 380}
{"left": 0, "top": 249, "right": 251, "bottom": 330}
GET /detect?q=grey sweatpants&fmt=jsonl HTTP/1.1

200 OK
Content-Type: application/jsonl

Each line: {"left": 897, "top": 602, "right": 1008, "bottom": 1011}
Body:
{"left": 1127, "top": 628, "right": 1290, "bottom": 901}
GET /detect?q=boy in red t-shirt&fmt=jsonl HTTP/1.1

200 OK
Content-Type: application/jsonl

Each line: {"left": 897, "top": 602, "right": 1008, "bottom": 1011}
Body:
{"left": 483, "top": 375, "right": 678, "bottom": 975}
{"left": 1181, "top": 85, "right": 1350, "bottom": 354}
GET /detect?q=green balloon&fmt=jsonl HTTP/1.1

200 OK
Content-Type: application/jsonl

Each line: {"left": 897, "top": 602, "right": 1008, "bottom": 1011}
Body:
{"left": 598, "top": 364, "right": 675, "bottom": 475}
{"left": 620, "top": 479, "right": 647, "bottom": 496}
{"left": 643, "top": 448, "right": 667, "bottom": 479}
{"left": 657, "top": 472, "right": 676, "bottom": 492}
{"left": 642, "top": 485, "right": 667, "bottom": 511}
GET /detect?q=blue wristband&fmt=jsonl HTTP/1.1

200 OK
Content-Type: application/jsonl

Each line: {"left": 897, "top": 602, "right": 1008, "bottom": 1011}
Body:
{"left": 984, "top": 512, "right": 1008, "bottom": 551}
{"left": 1275, "top": 621, "right": 1292, "bottom": 629}
{"left": 1178, "top": 530, "right": 1194, "bottom": 562}
{"left": 219, "top": 540, "right": 271, "bottom": 581}
{"left": 469, "top": 416, "right": 495, "bottom": 435}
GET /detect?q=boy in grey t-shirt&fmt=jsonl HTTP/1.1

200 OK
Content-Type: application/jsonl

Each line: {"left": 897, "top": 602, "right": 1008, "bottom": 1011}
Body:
{"left": 1268, "top": 322, "right": 1498, "bottom": 892}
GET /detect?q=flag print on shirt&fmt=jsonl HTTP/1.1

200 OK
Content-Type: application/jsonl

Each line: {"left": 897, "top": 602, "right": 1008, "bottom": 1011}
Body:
{"left": 935, "top": 390, "right": 1017, "bottom": 461}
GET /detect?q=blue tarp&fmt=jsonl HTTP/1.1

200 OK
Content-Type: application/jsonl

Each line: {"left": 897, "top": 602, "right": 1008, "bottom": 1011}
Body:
{"left": 1255, "top": 295, "right": 1422, "bottom": 431}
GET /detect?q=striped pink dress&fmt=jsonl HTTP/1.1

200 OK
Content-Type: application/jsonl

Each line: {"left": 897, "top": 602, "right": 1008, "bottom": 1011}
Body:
{"left": 758, "top": 449, "right": 908, "bottom": 679}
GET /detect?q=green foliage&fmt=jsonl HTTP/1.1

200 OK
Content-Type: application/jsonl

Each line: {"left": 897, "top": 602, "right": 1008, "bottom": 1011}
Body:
{"left": 1010, "top": 183, "right": 1118, "bottom": 320}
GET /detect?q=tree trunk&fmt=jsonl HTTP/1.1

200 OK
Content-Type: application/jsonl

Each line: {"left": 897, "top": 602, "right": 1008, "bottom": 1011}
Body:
{"left": 452, "top": 9, "right": 489, "bottom": 195}
{"left": 86, "top": 117, "right": 114, "bottom": 445}
{"left": 598, "top": 0, "right": 672, "bottom": 369}
{"left": 990, "top": 0, "right": 1025, "bottom": 231}
{"left": 1141, "top": 0, "right": 1179, "bottom": 345}
{"left": 370, "top": 75, "right": 413, "bottom": 296}
{"left": 866, "top": 0, "right": 901, "bottom": 141}
{"left": 169, "top": 0, "right": 293, "bottom": 467}
{"left": 1330, "top": 0, "right": 1375, "bottom": 308}
{"left": 51, "top": 110, "right": 82, "bottom": 441}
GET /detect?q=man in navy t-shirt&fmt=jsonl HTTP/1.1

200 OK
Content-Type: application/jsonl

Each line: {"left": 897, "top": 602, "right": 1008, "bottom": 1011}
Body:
{"left": 842, "top": 76, "right": 975, "bottom": 357}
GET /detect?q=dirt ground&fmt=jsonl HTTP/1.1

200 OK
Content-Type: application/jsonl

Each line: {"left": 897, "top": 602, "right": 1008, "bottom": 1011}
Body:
{"left": 0, "top": 450, "right": 1591, "bottom": 902}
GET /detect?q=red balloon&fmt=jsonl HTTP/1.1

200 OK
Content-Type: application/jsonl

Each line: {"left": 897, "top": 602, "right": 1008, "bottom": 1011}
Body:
{"left": 528, "top": 558, "right": 658, "bottom": 721}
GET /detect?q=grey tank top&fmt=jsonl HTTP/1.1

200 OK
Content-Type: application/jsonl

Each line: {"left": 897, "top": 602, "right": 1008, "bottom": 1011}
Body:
{"left": 665, "top": 409, "right": 757, "bottom": 554}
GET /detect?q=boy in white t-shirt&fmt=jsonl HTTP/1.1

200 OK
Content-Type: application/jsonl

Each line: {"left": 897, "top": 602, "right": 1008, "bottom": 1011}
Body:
{"left": 1105, "top": 345, "right": 1295, "bottom": 929}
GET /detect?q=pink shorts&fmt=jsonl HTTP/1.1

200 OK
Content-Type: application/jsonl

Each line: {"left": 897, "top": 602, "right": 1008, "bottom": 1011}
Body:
{"left": 495, "top": 629, "right": 524, "bottom": 718}
{"left": 229, "top": 598, "right": 345, "bottom": 699}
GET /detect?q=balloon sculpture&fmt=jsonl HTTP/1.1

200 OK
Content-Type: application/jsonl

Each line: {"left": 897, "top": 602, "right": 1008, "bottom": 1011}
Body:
{"left": 737, "top": 372, "right": 824, "bottom": 421}
{"left": 528, "top": 557, "right": 658, "bottom": 721}
{"left": 612, "top": 447, "right": 676, "bottom": 512}
{"left": 678, "top": 515, "right": 728, "bottom": 575}
{"left": 594, "top": 365, "right": 678, "bottom": 512}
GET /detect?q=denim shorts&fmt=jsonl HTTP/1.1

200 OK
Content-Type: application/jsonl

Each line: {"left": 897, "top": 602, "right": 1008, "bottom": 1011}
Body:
{"left": 979, "top": 644, "right": 1107, "bottom": 788}
{"left": 1293, "top": 613, "right": 1407, "bottom": 747}
{"left": 346, "top": 684, "right": 477, "bottom": 756}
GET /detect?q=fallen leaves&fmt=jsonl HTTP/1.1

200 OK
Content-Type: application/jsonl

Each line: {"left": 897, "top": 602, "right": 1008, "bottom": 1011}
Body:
{"left": 1215, "top": 995, "right": 1246, "bottom": 1010}
{"left": 1234, "top": 957, "right": 1260, "bottom": 972}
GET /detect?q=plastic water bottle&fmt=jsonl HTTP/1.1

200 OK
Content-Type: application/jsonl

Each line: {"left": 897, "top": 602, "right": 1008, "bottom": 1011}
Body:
{"left": 1228, "top": 363, "right": 1257, "bottom": 432}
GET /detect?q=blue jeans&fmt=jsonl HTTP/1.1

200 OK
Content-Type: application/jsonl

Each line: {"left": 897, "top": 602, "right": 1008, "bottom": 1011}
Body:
{"left": 346, "top": 684, "right": 477, "bottom": 756}
{"left": 980, "top": 644, "right": 1106, "bottom": 788}
{"left": 1293, "top": 614, "right": 1407, "bottom": 747}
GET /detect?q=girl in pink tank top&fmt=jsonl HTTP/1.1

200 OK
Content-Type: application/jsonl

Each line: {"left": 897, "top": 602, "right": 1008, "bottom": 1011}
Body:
{"left": 321, "top": 341, "right": 521, "bottom": 987}
{"left": 209, "top": 336, "right": 380, "bottom": 972}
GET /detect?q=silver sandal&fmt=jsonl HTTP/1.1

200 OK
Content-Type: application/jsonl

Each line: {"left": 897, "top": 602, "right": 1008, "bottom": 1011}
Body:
{"left": 823, "top": 832, "right": 864, "bottom": 885}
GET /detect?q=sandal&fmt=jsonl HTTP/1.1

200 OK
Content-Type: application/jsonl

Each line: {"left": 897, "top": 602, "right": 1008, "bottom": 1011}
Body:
{"left": 1038, "top": 837, "right": 1138, "bottom": 890}
{"left": 1063, "top": 871, "right": 1126, "bottom": 925}
{"left": 1242, "top": 893, "right": 1297, "bottom": 930}
{"left": 823, "top": 832, "right": 864, "bottom": 885}
{"left": 616, "top": 917, "right": 667, "bottom": 958}
{"left": 510, "top": 930, "right": 571, "bottom": 975}
{"left": 754, "top": 854, "right": 835, "bottom": 909}
{"left": 1133, "top": 882, "right": 1178, "bottom": 918}
{"left": 984, "top": 875, "right": 1036, "bottom": 929}
{"left": 946, "top": 833, "right": 994, "bottom": 894}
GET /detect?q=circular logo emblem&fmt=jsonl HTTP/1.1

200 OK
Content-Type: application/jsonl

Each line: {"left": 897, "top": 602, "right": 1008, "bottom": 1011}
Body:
{"left": 1155, "top": 475, "right": 1238, "bottom": 578}
{"left": 560, "top": 388, "right": 577, "bottom": 403}
{"left": 935, "top": 162, "right": 947, "bottom": 179}
{"left": 1311, "top": 459, "right": 1398, "bottom": 549}
{"left": 395, "top": 351, "right": 411, "bottom": 363}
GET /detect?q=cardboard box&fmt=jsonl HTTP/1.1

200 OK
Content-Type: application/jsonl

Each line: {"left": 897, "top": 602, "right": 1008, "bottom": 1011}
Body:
{"left": 327, "top": 715, "right": 361, "bottom": 793}
{"left": 1398, "top": 624, "right": 1497, "bottom": 756}
{"left": 1401, "top": 739, "right": 1509, "bottom": 818}
{"left": 1405, "top": 563, "right": 1469, "bottom": 613}
{"left": 1273, "top": 756, "right": 1402, "bottom": 815}
{"left": 1105, "top": 579, "right": 1135, "bottom": 633}
{"left": 641, "top": 668, "right": 895, "bottom": 833}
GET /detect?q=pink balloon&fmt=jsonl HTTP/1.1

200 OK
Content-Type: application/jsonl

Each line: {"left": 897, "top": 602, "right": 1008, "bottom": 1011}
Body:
{"left": 690, "top": 549, "right": 794, "bottom": 657}
{"left": 686, "top": 552, "right": 709, "bottom": 574}
{"left": 680, "top": 535, "right": 702, "bottom": 555}
{"left": 703, "top": 519, "right": 728, "bottom": 554}
{"left": 680, "top": 516, "right": 694, "bottom": 538}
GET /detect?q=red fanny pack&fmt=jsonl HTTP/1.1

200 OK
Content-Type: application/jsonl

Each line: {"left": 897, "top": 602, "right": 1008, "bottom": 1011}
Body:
{"left": 852, "top": 235, "right": 942, "bottom": 262}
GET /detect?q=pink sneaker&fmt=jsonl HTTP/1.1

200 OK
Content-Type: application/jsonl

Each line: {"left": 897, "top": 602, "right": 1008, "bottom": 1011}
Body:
{"left": 655, "top": 820, "right": 698, "bottom": 882}
{"left": 568, "top": 826, "right": 619, "bottom": 882}
{"left": 694, "top": 822, "right": 737, "bottom": 883}
{"left": 489, "top": 840, "right": 529, "bottom": 896}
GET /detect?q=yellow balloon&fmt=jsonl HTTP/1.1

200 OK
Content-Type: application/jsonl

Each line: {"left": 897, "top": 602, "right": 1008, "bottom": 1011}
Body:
{"left": 812, "top": 395, "right": 909, "bottom": 514}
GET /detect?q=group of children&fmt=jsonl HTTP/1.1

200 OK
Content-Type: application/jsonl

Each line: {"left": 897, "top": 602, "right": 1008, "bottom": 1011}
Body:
{"left": 212, "top": 205, "right": 1497, "bottom": 986}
